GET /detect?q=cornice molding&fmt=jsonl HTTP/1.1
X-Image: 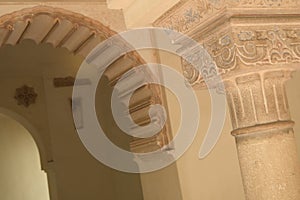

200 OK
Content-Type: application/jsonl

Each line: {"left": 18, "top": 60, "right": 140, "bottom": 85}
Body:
{"left": 154, "top": 0, "right": 300, "bottom": 33}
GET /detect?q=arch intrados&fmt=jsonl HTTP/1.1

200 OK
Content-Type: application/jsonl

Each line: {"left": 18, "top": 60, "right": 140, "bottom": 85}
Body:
{"left": 0, "top": 5, "right": 115, "bottom": 37}
{"left": 0, "top": 107, "right": 48, "bottom": 171}
{"left": 0, "top": 6, "right": 122, "bottom": 58}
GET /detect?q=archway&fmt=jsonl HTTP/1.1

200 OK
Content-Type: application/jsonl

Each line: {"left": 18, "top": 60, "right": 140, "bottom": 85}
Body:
{"left": 0, "top": 112, "right": 50, "bottom": 200}
{"left": 0, "top": 4, "right": 169, "bottom": 155}
{"left": 0, "top": 5, "right": 167, "bottom": 200}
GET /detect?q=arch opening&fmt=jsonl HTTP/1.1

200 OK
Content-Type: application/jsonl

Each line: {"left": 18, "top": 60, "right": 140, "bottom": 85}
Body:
{"left": 0, "top": 112, "right": 50, "bottom": 200}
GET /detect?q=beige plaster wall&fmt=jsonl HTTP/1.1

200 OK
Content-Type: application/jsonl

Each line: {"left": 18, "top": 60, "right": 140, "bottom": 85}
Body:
{"left": 0, "top": 114, "right": 50, "bottom": 200}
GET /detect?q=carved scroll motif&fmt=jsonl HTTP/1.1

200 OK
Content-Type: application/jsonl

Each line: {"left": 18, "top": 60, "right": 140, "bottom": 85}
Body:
{"left": 206, "top": 28, "right": 300, "bottom": 69}
{"left": 182, "top": 28, "right": 300, "bottom": 87}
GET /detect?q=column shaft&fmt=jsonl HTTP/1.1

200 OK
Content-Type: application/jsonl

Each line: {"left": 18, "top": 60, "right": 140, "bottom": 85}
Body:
{"left": 225, "top": 69, "right": 300, "bottom": 200}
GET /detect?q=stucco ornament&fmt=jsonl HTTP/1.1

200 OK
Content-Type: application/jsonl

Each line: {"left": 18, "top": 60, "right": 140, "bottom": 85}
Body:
{"left": 14, "top": 85, "right": 38, "bottom": 107}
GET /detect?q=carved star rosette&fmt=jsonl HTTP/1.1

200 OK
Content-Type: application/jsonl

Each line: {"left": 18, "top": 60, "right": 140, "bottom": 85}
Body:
{"left": 14, "top": 85, "right": 38, "bottom": 107}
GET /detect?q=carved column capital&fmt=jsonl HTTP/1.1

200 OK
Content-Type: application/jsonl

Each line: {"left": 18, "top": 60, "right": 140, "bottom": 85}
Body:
{"left": 224, "top": 69, "right": 293, "bottom": 131}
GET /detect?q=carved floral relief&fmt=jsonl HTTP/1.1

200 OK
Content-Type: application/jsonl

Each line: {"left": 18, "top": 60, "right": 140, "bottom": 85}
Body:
{"left": 14, "top": 85, "right": 38, "bottom": 107}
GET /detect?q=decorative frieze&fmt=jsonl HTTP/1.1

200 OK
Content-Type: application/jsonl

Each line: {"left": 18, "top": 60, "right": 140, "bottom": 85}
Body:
{"left": 181, "top": 46, "right": 218, "bottom": 88}
{"left": 180, "top": 26, "right": 300, "bottom": 87}
{"left": 154, "top": 0, "right": 300, "bottom": 33}
{"left": 205, "top": 28, "right": 300, "bottom": 71}
{"left": 154, "top": 0, "right": 224, "bottom": 33}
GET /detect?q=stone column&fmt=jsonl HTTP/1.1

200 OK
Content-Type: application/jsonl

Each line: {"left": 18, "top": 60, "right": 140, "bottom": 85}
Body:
{"left": 225, "top": 69, "right": 300, "bottom": 199}
{"left": 153, "top": 1, "right": 300, "bottom": 199}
